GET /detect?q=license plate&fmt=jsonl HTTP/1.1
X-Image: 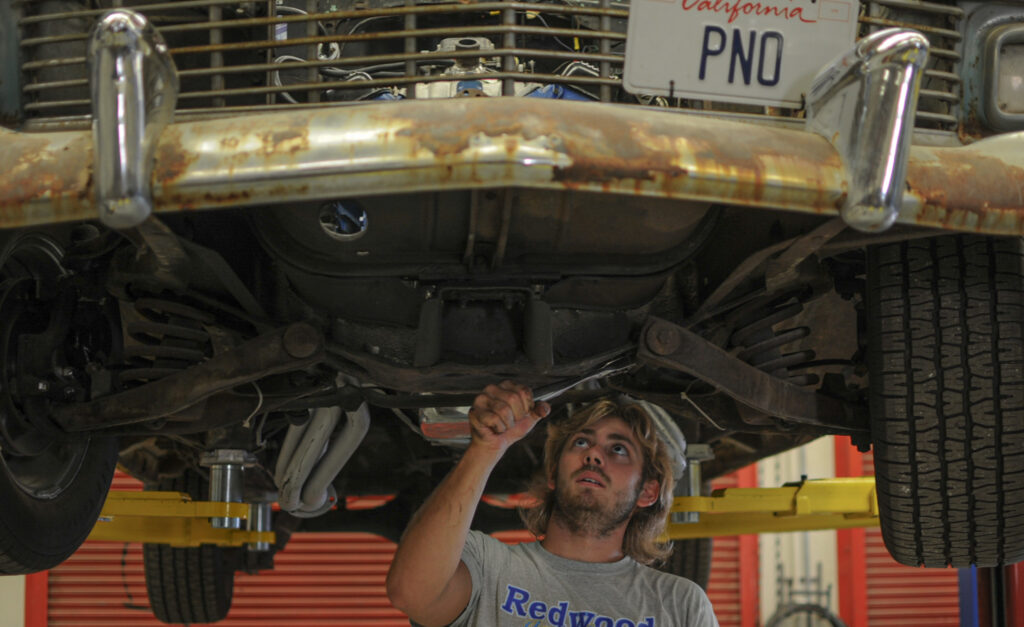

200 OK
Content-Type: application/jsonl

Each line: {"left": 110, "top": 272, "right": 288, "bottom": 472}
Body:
{"left": 623, "top": 0, "right": 859, "bottom": 107}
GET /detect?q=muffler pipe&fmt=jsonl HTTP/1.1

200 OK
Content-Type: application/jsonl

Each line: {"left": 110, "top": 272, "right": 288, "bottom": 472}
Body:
{"left": 300, "top": 402, "right": 371, "bottom": 513}
{"left": 274, "top": 403, "right": 371, "bottom": 517}
{"left": 275, "top": 406, "right": 340, "bottom": 513}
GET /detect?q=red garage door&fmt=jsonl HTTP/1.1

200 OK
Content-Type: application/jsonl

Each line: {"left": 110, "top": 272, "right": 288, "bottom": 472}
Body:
{"left": 861, "top": 450, "right": 961, "bottom": 627}
{"left": 835, "top": 438, "right": 961, "bottom": 627}
{"left": 706, "top": 467, "right": 758, "bottom": 627}
{"left": 47, "top": 533, "right": 405, "bottom": 626}
{"left": 40, "top": 474, "right": 408, "bottom": 626}
{"left": 38, "top": 472, "right": 753, "bottom": 626}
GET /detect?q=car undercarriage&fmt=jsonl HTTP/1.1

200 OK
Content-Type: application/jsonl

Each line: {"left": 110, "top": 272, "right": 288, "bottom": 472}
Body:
{"left": 2, "top": 0, "right": 1024, "bottom": 622}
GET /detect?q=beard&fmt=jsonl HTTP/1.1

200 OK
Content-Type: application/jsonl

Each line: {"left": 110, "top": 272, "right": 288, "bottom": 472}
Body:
{"left": 551, "top": 470, "right": 642, "bottom": 538}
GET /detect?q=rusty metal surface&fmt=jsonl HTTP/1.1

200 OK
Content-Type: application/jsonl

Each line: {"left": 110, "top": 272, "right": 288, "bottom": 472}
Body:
{"left": 1, "top": 98, "right": 1023, "bottom": 234}
{"left": 0, "top": 126, "right": 94, "bottom": 225}
{"left": 904, "top": 131, "right": 1024, "bottom": 232}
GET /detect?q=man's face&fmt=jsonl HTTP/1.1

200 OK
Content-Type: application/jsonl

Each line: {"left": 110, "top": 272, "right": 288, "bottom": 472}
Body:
{"left": 549, "top": 416, "right": 659, "bottom": 537}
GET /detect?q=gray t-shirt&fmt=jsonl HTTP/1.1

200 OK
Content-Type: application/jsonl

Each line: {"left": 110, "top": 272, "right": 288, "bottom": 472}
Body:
{"left": 450, "top": 530, "right": 719, "bottom": 627}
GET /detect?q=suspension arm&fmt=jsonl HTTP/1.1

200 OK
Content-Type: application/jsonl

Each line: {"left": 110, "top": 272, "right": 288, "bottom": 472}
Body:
{"left": 637, "top": 318, "right": 867, "bottom": 433}
{"left": 52, "top": 322, "right": 325, "bottom": 432}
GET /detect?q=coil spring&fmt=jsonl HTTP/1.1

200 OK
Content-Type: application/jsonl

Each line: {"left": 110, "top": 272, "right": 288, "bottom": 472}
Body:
{"left": 729, "top": 294, "right": 818, "bottom": 387}
{"left": 119, "top": 298, "right": 215, "bottom": 386}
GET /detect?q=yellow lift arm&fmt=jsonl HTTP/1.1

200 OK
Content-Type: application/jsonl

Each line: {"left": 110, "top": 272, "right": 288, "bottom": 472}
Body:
{"left": 87, "top": 477, "right": 877, "bottom": 546}
{"left": 88, "top": 491, "right": 275, "bottom": 547}
{"left": 665, "top": 477, "right": 880, "bottom": 539}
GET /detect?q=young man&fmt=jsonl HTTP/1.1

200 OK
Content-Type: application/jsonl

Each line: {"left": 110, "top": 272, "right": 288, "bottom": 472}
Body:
{"left": 387, "top": 381, "right": 719, "bottom": 627}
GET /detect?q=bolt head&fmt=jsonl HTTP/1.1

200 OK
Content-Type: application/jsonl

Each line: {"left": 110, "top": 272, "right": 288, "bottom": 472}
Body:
{"left": 649, "top": 324, "right": 681, "bottom": 356}
{"left": 283, "top": 323, "right": 322, "bottom": 359}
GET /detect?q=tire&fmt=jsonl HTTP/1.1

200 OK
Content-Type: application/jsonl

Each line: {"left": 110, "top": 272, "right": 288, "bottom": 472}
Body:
{"left": 867, "top": 235, "right": 1024, "bottom": 567}
{"left": 0, "top": 232, "right": 121, "bottom": 574}
{"left": 0, "top": 436, "right": 118, "bottom": 574}
{"left": 143, "top": 472, "right": 239, "bottom": 624}
{"left": 659, "top": 537, "right": 712, "bottom": 590}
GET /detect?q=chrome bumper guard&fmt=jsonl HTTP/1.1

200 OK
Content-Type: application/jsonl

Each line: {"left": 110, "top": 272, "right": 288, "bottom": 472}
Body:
{"left": 89, "top": 10, "right": 177, "bottom": 230}
{"left": 806, "top": 28, "right": 929, "bottom": 232}
{"left": 2, "top": 11, "right": 1023, "bottom": 236}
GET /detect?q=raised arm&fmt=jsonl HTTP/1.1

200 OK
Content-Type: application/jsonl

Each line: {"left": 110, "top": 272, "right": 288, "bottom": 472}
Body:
{"left": 386, "top": 381, "right": 550, "bottom": 627}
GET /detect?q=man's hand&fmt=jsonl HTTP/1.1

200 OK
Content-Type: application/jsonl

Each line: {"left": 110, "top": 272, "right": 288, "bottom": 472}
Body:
{"left": 387, "top": 381, "right": 550, "bottom": 626}
{"left": 469, "top": 381, "right": 551, "bottom": 453}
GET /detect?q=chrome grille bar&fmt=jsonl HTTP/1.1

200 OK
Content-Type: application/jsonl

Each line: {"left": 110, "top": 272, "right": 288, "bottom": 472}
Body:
{"left": 870, "top": 0, "right": 963, "bottom": 17}
{"left": 163, "top": 25, "right": 625, "bottom": 56}
{"left": 859, "top": 0, "right": 962, "bottom": 130}
{"left": 14, "top": 0, "right": 963, "bottom": 132}
{"left": 859, "top": 16, "right": 962, "bottom": 40}
{"left": 209, "top": 4, "right": 225, "bottom": 108}
{"left": 15, "top": 0, "right": 246, "bottom": 24}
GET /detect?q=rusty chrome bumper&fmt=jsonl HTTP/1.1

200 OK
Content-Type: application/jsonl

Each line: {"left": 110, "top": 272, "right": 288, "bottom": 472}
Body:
{"left": 3, "top": 96, "right": 1024, "bottom": 234}
{"left": 4, "top": 10, "right": 1024, "bottom": 236}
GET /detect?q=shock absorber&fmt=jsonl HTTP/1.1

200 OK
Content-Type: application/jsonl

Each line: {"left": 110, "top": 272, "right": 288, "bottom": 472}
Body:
{"left": 729, "top": 292, "right": 818, "bottom": 386}
{"left": 118, "top": 297, "right": 215, "bottom": 386}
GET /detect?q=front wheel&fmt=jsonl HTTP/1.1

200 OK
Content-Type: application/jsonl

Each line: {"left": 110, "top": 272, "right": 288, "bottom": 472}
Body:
{"left": 0, "top": 233, "right": 120, "bottom": 573}
{"left": 867, "top": 235, "right": 1024, "bottom": 567}
{"left": 0, "top": 436, "right": 117, "bottom": 573}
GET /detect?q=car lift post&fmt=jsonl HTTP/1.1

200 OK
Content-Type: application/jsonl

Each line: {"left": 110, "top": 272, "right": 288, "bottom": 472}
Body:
{"left": 975, "top": 562, "right": 1024, "bottom": 627}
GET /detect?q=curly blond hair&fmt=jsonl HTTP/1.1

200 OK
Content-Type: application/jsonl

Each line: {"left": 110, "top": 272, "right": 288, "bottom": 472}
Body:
{"left": 518, "top": 399, "right": 674, "bottom": 564}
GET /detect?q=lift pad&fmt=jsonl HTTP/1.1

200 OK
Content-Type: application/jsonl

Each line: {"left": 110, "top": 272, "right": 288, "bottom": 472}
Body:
{"left": 88, "top": 491, "right": 276, "bottom": 548}
{"left": 665, "top": 477, "right": 879, "bottom": 539}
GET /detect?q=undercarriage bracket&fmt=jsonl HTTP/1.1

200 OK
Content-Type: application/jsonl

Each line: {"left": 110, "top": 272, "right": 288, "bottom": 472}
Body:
{"left": 637, "top": 317, "right": 867, "bottom": 433}
{"left": 53, "top": 322, "right": 325, "bottom": 432}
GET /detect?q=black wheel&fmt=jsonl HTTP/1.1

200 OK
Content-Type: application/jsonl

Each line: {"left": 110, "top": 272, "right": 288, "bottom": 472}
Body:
{"left": 0, "top": 436, "right": 117, "bottom": 573}
{"left": 867, "top": 235, "right": 1024, "bottom": 567}
{"left": 0, "top": 233, "right": 119, "bottom": 574}
{"left": 144, "top": 471, "right": 239, "bottom": 624}
{"left": 659, "top": 537, "right": 712, "bottom": 590}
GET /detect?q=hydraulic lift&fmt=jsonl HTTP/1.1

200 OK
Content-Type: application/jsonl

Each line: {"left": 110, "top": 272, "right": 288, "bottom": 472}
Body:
{"left": 88, "top": 490, "right": 275, "bottom": 547}
{"left": 91, "top": 478, "right": 1024, "bottom": 626}
{"left": 87, "top": 476, "right": 879, "bottom": 547}
{"left": 665, "top": 476, "right": 878, "bottom": 540}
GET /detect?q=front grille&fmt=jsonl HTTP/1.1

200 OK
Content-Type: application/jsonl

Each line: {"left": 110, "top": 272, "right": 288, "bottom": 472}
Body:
{"left": 860, "top": 0, "right": 963, "bottom": 129}
{"left": 13, "top": 0, "right": 962, "bottom": 131}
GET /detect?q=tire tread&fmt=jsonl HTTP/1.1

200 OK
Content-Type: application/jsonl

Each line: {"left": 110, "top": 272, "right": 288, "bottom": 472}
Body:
{"left": 143, "top": 472, "right": 235, "bottom": 624}
{"left": 868, "top": 235, "right": 1024, "bottom": 567}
